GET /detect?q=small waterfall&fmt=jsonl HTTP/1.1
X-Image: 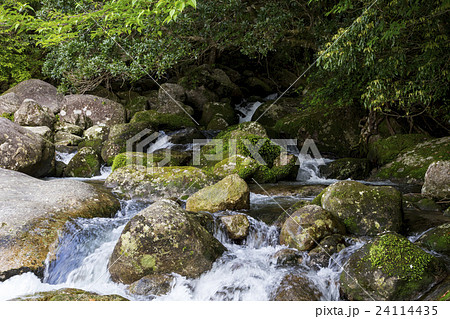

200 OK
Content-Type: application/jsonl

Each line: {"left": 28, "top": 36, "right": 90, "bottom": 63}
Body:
{"left": 147, "top": 131, "right": 174, "bottom": 153}
{"left": 56, "top": 150, "right": 77, "bottom": 165}
{"left": 237, "top": 101, "right": 263, "bottom": 123}
{"left": 0, "top": 197, "right": 363, "bottom": 301}
{"left": 158, "top": 216, "right": 285, "bottom": 301}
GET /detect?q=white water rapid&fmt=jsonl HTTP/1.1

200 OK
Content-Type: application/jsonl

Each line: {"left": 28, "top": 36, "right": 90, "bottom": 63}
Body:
{"left": 0, "top": 195, "right": 363, "bottom": 301}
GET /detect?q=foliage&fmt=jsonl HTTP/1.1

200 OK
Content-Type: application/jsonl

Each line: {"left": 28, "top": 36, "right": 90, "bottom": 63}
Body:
{"left": 0, "top": 1, "right": 43, "bottom": 88}
{"left": 307, "top": 0, "right": 450, "bottom": 125}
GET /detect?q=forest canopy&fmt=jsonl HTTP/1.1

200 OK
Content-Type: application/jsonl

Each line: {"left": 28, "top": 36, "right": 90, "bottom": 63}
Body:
{"left": 1, "top": 0, "right": 449, "bottom": 126}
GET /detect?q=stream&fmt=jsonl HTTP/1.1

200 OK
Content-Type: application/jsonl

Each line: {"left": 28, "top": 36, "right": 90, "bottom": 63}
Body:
{"left": 0, "top": 105, "right": 432, "bottom": 301}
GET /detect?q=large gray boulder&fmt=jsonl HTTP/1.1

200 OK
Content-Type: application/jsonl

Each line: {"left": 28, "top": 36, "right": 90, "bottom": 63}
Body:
{"left": 60, "top": 94, "right": 126, "bottom": 129}
{"left": 14, "top": 99, "right": 55, "bottom": 127}
{"left": 0, "top": 118, "right": 54, "bottom": 177}
{"left": 422, "top": 161, "right": 450, "bottom": 200}
{"left": 319, "top": 181, "right": 403, "bottom": 236}
{"left": 0, "top": 92, "right": 21, "bottom": 114}
{"left": 0, "top": 168, "right": 120, "bottom": 281}
{"left": 109, "top": 199, "right": 225, "bottom": 284}
{"left": 4, "top": 79, "right": 63, "bottom": 113}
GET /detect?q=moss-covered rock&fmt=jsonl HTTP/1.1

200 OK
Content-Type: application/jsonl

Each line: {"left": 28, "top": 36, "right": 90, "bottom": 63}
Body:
{"left": 101, "top": 122, "right": 153, "bottom": 165}
{"left": 219, "top": 214, "right": 250, "bottom": 240}
{"left": 198, "top": 122, "right": 268, "bottom": 167}
{"left": 105, "top": 165, "right": 215, "bottom": 201}
{"left": 368, "top": 134, "right": 430, "bottom": 166}
{"left": 213, "top": 155, "right": 260, "bottom": 180}
{"left": 319, "top": 158, "right": 371, "bottom": 180}
{"left": 122, "top": 93, "right": 149, "bottom": 121}
{"left": 186, "top": 174, "right": 250, "bottom": 213}
{"left": 320, "top": 181, "right": 402, "bottom": 236}
{"left": 271, "top": 248, "right": 303, "bottom": 266}
{"left": 201, "top": 101, "right": 237, "bottom": 126}
{"left": 111, "top": 151, "right": 191, "bottom": 171}
{"left": 417, "top": 223, "right": 450, "bottom": 256}
{"left": 422, "top": 161, "right": 450, "bottom": 200}
{"left": 0, "top": 168, "right": 120, "bottom": 281}
{"left": 12, "top": 288, "right": 128, "bottom": 301}
{"left": 340, "top": 233, "right": 447, "bottom": 300}
{"left": 109, "top": 199, "right": 225, "bottom": 284}
{"left": 65, "top": 147, "right": 101, "bottom": 177}
{"left": 273, "top": 274, "right": 322, "bottom": 301}
{"left": 280, "top": 205, "right": 346, "bottom": 251}
{"left": 373, "top": 136, "right": 450, "bottom": 183}
{"left": 130, "top": 109, "right": 195, "bottom": 130}
{"left": 207, "top": 114, "right": 230, "bottom": 130}
{"left": 273, "top": 105, "right": 363, "bottom": 157}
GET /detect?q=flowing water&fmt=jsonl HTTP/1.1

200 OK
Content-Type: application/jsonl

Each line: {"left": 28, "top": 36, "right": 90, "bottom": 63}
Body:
{"left": 0, "top": 191, "right": 365, "bottom": 301}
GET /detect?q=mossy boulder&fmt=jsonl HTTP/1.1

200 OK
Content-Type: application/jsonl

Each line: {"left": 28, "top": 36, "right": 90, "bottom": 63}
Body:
{"left": 130, "top": 109, "right": 195, "bottom": 130}
{"left": 373, "top": 136, "right": 450, "bottom": 183}
{"left": 368, "top": 134, "right": 430, "bottom": 166}
{"left": 186, "top": 174, "right": 250, "bottom": 213}
{"left": 319, "top": 158, "right": 371, "bottom": 180}
{"left": 0, "top": 118, "right": 55, "bottom": 177}
{"left": 213, "top": 155, "right": 260, "bottom": 180}
{"left": 14, "top": 99, "right": 55, "bottom": 128}
{"left": 105, "top": 165, "right": 214, "bottom": 201}
{"left": 340, "top": 233, "right": 447, "bottom": 300}
{"left": 273, "top": 274, "right": 322, "bottom": 301}
{"left": 273, "top": 105, "right": 363, "bottom": 157}
{"left": 198, "top": 122, "right": 268, "bottom": 167}
{"left": 128, "top": 274, "right": 174, "bottom": 297}
{"left": 109, "top": 199, "right": 225, "bottom": 284}
{"left": 101, "top": 122, "right": 153, "bottom": 165}
{"left": 12, "top": 288, "right": 128, "bottom": 301}
{"left": 422, "top": 161, "right": 450, "bottom": 200}
{"left": 280, "top": 205, "right": 346, "bottom": 251}
{"left": 320, "top": 181, "right": 402, "bottom": 236}
{"left": 0, "top": 168, "right": 120, "bottom": 281}
{"left": 219, "top": 214, "right": 250, "bottom": 240}
{"left": 65, "top": 147, "right": 101, "bottom": 177}
{"left": 112, "top": 150, "right": 191, "bottom": 171}
{"left": 122, "top": 93, "right": 149, "bottom": 121}
{"left": 417, "top": 223, "right": 450, "bottom": 256}
{"left": 201, "top": 101, "right": 237, "bottom": 126}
